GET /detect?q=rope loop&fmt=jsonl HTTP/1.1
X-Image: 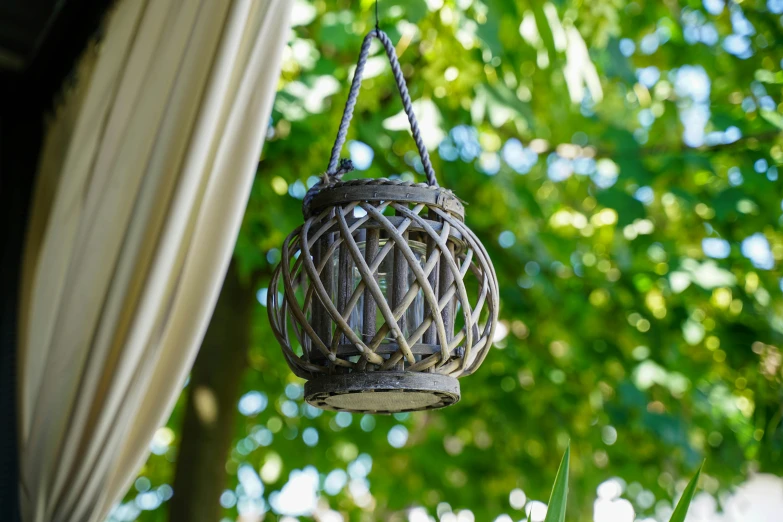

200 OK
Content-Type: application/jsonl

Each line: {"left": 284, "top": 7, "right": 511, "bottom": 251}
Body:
{"left": 326, "top": 29, "right": 439, "bottom": 188}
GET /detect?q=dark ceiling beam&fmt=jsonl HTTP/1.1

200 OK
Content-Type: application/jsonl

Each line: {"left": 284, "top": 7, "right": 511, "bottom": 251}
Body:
{"left": 0, "top": 1, "right": 116, "bottom": 520}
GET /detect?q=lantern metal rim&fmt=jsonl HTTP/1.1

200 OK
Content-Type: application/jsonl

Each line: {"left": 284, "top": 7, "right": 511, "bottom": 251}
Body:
{"left": 304, "top": 371, "right": 460, "bottom": 414}
{"left": 303, "top": 178, "right": 465, "bottom": 219}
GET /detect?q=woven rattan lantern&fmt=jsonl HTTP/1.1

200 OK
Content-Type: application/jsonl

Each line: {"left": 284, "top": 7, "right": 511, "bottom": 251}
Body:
{"left": 268, "top": 29, "right": 499, "bottom": 414}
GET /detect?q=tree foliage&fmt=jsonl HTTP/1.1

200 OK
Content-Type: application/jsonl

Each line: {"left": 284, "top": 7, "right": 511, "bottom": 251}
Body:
{"left": 117, "top": 1, "right": 783, "bottom": 521}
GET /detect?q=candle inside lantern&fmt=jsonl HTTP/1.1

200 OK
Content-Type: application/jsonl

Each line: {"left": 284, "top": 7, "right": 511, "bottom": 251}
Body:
{"left": 332, "top": 239, "right": 426, "bottom": 343}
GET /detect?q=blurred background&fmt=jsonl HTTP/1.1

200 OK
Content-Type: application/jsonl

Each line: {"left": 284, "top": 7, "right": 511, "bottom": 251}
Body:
{"left": 111, "top": 0, "right": 783, "bottom": 521}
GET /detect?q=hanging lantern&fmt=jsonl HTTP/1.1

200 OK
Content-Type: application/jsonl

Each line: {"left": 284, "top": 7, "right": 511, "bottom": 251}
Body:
{"left": 268, "top": 29, "right": 499, "bottom": 414}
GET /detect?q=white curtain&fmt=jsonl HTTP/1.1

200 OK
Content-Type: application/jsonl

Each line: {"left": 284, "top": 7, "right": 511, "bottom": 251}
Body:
{"left": 17, "top": 1, "right": 292, "bottom": 521}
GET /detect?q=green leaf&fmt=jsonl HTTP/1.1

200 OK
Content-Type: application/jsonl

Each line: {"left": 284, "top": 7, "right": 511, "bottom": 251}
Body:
{"left": 474, "top": 0, "right": 503, "bottom": 55}
{"left": 713, "top": 187, "right": 745, "bottom": 221}
{"left": 531, "top": 3, "right": 557, "bottom": 59}
{"left": 543, "top": 443, "right": 570, "bottom": 522}
{"left": 669, "top": 463, "right": 703, "bottom": 522}
{"left": 760, "top": 110, "right": 783, "bottom": 130}
{"left": 388, "top": 0, "right": 428, "bottom": 23}
{"left": 595, "top": 189, "right": 646, "bottom": 227}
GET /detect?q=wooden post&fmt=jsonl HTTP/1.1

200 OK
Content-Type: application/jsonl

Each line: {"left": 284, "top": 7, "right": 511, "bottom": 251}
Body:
{"left": 439, "top": 240, "right": 455, "bottom": 355}
{"left": 423, "top": 209, "right": 439, "bottom": 368}
{"left": 392, "top": 217, "right": 408, "bottom": 370}
{"left": 337, "top": 242, "right": 351, "bottom": 345}
{"left": 360, "top": 228, "right": 379, "bottom": 370}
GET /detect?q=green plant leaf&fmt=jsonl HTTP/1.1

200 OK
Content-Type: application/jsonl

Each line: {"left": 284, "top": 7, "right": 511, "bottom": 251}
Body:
{"left": 669, "top": 462, "right": 703, "bottom": 522}
{"left": 761, "top": 110, "right": 783, "bottom": 130}
{"left": 543, "top": 443, "right": 570, "bottom": 522}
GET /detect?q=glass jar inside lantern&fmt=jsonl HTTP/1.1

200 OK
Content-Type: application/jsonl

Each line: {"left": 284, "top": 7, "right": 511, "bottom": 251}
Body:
{"left": 333, "top": 239, "right": 426, "bottom": 343}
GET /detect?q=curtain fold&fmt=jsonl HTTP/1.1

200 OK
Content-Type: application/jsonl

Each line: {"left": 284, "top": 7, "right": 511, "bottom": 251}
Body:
{"left": 17, "top": 1, "right": 292, "bottom": 521}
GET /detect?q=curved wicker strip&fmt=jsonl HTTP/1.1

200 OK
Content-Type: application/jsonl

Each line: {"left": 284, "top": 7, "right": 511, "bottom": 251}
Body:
{"left": 268, "top": 184, "right": 499, "bottom": 380}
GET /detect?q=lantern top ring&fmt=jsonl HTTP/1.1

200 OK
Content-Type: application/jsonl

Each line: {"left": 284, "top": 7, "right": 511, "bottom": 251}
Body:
{"left": 303, "top": 178, "right": 465, "bottom": 219}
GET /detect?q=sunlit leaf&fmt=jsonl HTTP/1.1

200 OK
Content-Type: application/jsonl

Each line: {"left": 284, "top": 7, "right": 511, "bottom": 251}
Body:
{"left": 595, "top": 189, "right": 645, "bottom": 227}
{"left": 543, "top": 443, "right": 570, "bottom": 522}
{"left": 760, "top": 110, "right": 783, "bottom": 130}
{"left": 669, "top": 463, "right": 703, "bottom": 522}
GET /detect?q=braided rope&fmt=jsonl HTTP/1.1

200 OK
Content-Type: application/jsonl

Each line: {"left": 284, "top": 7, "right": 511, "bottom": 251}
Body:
{"left": 326, "top": 29, "right": 439, "bottom": 187}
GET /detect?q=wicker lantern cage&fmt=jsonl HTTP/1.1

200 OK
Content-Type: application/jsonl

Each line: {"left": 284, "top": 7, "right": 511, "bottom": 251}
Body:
{"left": 268, "top": 29, "right": 499, "bottom": 414}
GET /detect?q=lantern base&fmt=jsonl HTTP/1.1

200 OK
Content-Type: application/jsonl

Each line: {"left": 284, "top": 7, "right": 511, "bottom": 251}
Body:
{"left": 305, "top": 372, "right": 460, "bottom": 414}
